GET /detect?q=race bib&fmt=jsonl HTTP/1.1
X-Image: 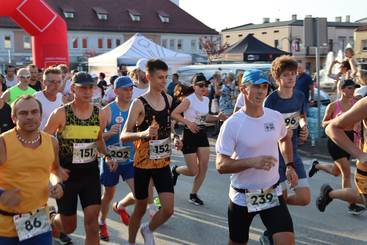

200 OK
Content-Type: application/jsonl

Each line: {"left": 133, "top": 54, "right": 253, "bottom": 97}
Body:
{"left": 283, "top": 112, "right": 300, "bottom": 129}
{"left": 149, "top": 137, "right": 171, "bottom": 160}
{"left": 13, "top": 208, "right": 51, "bottom": 241}
{"left": 72, "top": 142, "right": 97, "bottom": 164}
{"left": 245, "top": 188, "right": 280, "bottom": 213}
{"left": 194, "top": 113, "right": 207, "bottom": 125}
{"left": 108, "top": 145, "right": 130, "bottom": 163}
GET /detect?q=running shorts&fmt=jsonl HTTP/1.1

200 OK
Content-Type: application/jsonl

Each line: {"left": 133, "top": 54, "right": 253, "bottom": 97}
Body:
{"left": 182, "top": 127, "right": 209, "bottom": 154}
{"left": 327, "top": 131, "right": 354, "bottom": 161}
{"left": 100, "top": 160, "right": 134, "bottom": 187}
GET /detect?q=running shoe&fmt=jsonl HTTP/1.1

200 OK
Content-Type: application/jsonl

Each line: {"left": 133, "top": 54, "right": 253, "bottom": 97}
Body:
{"left": 99, "top": 223, "right": 109, "bottom": 241}
{"left": 153, "top": 197, "right": 161, "bottom": 209}
{"left": 140, "top": 222, "right": 156, "bottom": 245}
{"left": 54, "top": 233, "right": 73, "bottom": 245}
{"left": 316, "top": 184, "right": 333, "bottom": 212}
{"left": 308, "top": 159, "right": 320, "bottom": 178}
{"left": 259, "top": 230, "right": 274, "bottom": 245}
{"left": 171, "top": 165, "right": 180, "bottom": 186}
{"left": 112, "top": 202, "right": 130, "bottom": 225}
{"left": 348, "top": 204, "right": 366, "bottom": 215}
{"left": 189, "top": 193, "right": 204, "bottom": 206}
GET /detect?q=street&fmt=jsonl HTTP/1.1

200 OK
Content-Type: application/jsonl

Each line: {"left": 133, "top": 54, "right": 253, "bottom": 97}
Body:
{"left": 50, "top": 138, "right": 367, "bottom": 245}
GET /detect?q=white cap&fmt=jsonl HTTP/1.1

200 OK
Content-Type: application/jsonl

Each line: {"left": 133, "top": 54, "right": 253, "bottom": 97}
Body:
{"left": 135, "top": 58, "right": 148, "bottom": 73}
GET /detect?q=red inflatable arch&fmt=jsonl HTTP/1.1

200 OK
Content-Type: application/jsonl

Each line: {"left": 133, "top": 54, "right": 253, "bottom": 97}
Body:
{"left": 0, "top": 0, "right": 69, "bottom": 68}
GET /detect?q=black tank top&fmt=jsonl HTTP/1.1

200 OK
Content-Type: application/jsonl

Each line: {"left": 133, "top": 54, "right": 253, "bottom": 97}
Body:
{"left": 0, "top": 103, "right": 14, "bottom": 134}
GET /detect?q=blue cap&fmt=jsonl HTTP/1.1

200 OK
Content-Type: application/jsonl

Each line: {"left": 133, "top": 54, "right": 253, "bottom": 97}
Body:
{"left": 241, "top": 69, "right": 270, "bottom": 85}
{"left": 114, "top": 76, "right": 134, "bottom": 89}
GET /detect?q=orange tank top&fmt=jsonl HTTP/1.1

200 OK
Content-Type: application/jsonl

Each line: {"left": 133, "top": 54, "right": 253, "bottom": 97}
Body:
{"left": 0, "top": 129, "right": 54, "bottom": 237}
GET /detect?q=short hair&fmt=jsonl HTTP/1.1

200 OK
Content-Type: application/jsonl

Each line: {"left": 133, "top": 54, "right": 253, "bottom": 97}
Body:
{"left": 340, "top": 60, "right": 351, "bottom": 70}
{"left": 57, "top": 64, "right": 69, "bottom": 74}
{"left": 358, "top": 69, "right": 367, "bottom": 85}
{"left": 43, "top": 67, "right": 62, "bottom": 81}
{"left": 109, "top": 75, "right": 119, "bottom": 85}
{"left": 146, "top": 59, "right": 168, "bottom": 74}
{"left": 271, "top": 55, "right": 298, "bottom": 80}
{"left": 27, "top": 64, "right": 37, "bottom": 70}
{"left": 6, "top": 65, "right": 16, "bottom": 73}
{"left": 345, "top": 47, "right": 354, "bottom": 56}
{"left": 12, "top": 95, "right": 43, "bottom": 116}
{"left": 173, "top": 73, "right": 179, "bottom": 79}
{"left": 99, "top": 72, "right": 106, "bottom": 79}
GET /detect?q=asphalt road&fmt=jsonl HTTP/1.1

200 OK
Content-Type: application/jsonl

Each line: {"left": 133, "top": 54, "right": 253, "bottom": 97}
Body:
{"left": 50, "top": 138, "right": 367, "bottom": 245}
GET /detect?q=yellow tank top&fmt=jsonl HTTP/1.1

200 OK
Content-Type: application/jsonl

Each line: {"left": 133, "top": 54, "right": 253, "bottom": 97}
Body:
{"left": 0, "top": 129, "right": 54, "bottom": 237}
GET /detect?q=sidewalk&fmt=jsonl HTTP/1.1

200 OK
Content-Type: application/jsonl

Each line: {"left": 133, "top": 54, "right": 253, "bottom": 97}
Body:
{"left": 298, "top": 137, "right": 332, "bottom": 161}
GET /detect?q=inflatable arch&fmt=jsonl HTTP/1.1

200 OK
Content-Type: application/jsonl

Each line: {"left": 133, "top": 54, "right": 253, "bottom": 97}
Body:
{"left": 0, "top": 0, "right": 69, "bottom": 68}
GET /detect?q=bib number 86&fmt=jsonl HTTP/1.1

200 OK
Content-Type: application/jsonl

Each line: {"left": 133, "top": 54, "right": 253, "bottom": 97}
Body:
{"left": 24, "top": 218, "right": 42, "bottom": 231}
{"left": 250, "top": 193, "right": 274, "bottom": 206}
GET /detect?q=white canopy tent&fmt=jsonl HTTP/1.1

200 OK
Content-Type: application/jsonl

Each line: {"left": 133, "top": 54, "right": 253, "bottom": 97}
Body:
{"left": 88, "top": 33, "right": 192, "bottom": 75}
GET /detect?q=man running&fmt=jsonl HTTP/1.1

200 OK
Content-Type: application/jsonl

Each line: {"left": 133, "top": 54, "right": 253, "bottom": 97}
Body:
{"left": 317, "top": 96, "right": 367, "bottom": 213}
{"left": 121, "top": 59, "right": 182, "bottom": 245}
{"left": 216, "top": 69, "right": 297, "bottom": 245}
{"left": 0, "top": 95, "right": 67, "bottom": 244}
{"left": 99, "top": 76, "right": 136, "bottom": 241}
{"left": 44, "top": 71, "right": 117, "bottom": 245}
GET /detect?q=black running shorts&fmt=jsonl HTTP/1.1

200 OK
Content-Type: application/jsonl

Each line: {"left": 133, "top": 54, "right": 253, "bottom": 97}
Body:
{"left": 327, "top": 131, "right": 354, "bottom": 161}
{"left": 57, "top": 166, "right": 101, "bottom": 215}
{"left": 182, "top": 127, "right": 209, "bottom": 154}
{"left": 227, "top": 198, "right": 293, "bottom": 243}
{"left": 134, "top": 165, "right": 174, "bottom": 200}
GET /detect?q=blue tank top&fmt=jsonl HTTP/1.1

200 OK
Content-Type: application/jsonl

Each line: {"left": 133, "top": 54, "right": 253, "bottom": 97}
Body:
{"left": 105, "top": 101, "right": 134, "bottom": 164}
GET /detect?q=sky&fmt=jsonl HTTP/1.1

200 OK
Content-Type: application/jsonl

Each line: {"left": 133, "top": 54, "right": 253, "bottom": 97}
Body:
{"left": 179, "top": 0, "right": 366, "bottom": 31}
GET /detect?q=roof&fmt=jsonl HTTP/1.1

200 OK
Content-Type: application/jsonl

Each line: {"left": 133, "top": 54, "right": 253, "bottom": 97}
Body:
{"left": 356, "top": 25, "right": 367, "bottom": 32}
{"left": 223, "top": 34, "right": 290, "bottom": 55}
{"left": 0, "top": 0, "right": 218, "bottom": 35}
{"left": 222, "top": 19, "right": 362, "bottom": 32}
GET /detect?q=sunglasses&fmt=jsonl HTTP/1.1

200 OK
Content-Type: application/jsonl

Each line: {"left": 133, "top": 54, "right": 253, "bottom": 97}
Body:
{"left": 196, "top": 83, "right": 209, "bottom": 88}
{"left": 19, "top": 76, "right": 30, "bottom": 79}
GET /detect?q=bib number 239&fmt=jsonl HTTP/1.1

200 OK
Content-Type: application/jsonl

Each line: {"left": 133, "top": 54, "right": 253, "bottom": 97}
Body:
{"left": 245, "top": 188, "right": 280, "bottom": 212}
{"left": 149, "top": 138, "right": 171, "bottom": 160}
{"left": 13, "top": 208, "right": 51, "bottom": 241}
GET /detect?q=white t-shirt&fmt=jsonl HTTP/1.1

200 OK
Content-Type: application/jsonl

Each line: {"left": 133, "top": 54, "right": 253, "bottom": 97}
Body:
{"left": 103, "top": 86, "right": 115, "bottom": 103}
{"left": 132, "top": 86, "right": 148, "bottom": 100}
{"left": 184, "top": 93, "right": 209, "bottom": 125}
{"left": 355, "top": 86, "right": 367, "bottom": 98}
{"left": 63, "top": 79, "right": 71, "bottom": 95}
{"left": 216, "top": 108, "right": 287, "bottom": 206}
{"left": 234, "top": 93, "right": 244, "bottom": 110}
{"left": 34, "top": 91, "right": 63, "bottom": 130}
{"left": 5, "top": 77, "right": 18, "bottom": 88}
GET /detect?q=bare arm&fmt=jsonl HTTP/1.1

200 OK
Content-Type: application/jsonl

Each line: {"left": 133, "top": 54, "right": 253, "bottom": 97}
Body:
{"left": 322, "top": 103, "right": 335, "bottom": 128}
{"left": 50, "top": 136, "right": 69, "bottom": 184}
{"left": 171, "top": 98, "right": 191, "bottom": 125}
{"left": 101, "top": 106, "right": 116, "bottom": 141}
{"left": 96, "top": 109, "right": 110, "bottom": 155}
{"left": 44, "top": 107, "right": 65, "bottom": 135}
{"left": 0, "top": 89, "right": 10, "bottom": 103}
{"left": 278, "top": 130, "right": 293, "bottom": 164}
{"left": 326, "top": 97, "right": 367, "bottom": 160}
{"left": 120, "top": 99, "right": 145, "bottom": 143}
{"left": 309, "top": 83, "right": 315, "bottom": 101}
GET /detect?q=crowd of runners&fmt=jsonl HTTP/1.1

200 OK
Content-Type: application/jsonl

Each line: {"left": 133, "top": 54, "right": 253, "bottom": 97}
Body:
{"left": 0, "top": 52, "right": 367, "bottom": 245}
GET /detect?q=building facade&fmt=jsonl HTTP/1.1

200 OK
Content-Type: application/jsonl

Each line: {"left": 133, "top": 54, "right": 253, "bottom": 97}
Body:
{"left": 0, "top": 0, "right": 218, "bottom": 69}
{"left": 221, "top": 15, "right": 362, "bottom": 72}
{"left": 354, "top": 25, "right": 367, "bottom": 68}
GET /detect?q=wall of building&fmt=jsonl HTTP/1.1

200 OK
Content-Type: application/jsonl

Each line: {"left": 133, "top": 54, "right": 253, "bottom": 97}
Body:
{"left": 354, "top": 30, "right": 367, "bottom": 60}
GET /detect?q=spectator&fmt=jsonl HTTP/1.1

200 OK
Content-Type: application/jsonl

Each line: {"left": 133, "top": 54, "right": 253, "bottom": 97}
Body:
{"left": 5, "top": 65, "right": 17, "bottom": 88}
{"left": 90, "top": 73, "right": 103, "bottom": 107}
{"left": 27, "top": 64, "right": 43, "bottom": 91}
{"left": 344, "top": 48, "right": 358, "bottom": 77}
{"left": 328, "top": 60, "right": 352, "bottom": 98}
{"left": 0, "top": 97, "right": 14, "bottom": 134}
{"left": 57, "top": 64, "right": 72, "bottom": 102}
{"left": 216, "top": 72, "right": 235, "bottom": 116}
{"left": 0, "top": 74, "right": 6, "bottom": 93}
{"left": 103, "top": 75, "right": 119, "bottom": 104}
{"left": 167, "top": 73, "right": 180, "bottom": 96}
{"left": 98, "top": 72, "right": 108, "bottom": 97}
{"left": 1, "top": 68, "right": 36, "bottom": 106}
{"left": 296, "top": 62, "right": 314, "bottom": 110}
{"left": 118, "top": 64, "right": 128, "bottom": 76}
{"left": 208, "top": 71, "right": 221, "bottom": 114}
{"left": 354, "top": 69, "right": 367, "bottom": 100}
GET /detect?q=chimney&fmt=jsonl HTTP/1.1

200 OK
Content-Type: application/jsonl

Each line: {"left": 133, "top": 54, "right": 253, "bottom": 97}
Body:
{"left": 292, "top": 14, "right": 297, "bottom": 21}
{"left": 275, "top": 18, "right": 280, "bottom": 22}
{"left": 335, "top": 16, "right": 342, "bottom": 22}
{"left": 345, "top": 15, "right": 350, "bottom": 22}
{"left": 305, "top": 15, "right": 312, "bottom": 18}
{"left": 263, "top": 17, "right": 270, "bottom": 24}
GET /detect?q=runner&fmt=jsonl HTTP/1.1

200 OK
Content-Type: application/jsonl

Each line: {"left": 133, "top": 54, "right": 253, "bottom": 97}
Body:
{"left": 4, "top": 65, "right": 17, "bottom": 88}
{"left": 0, "top": 98, "right": 14, "bottom": 134}
{"left": 120, "top": 59, "right": 182, "bottom": 245}
{"left": 131, "top": 58, "right": 149, "bottom": 99}
{"left": 44, "top": 71, "right": 117, "bottom": 245}
{"left": 34, "top": 67, "right": 65, "bottom": 130}
{"left": 309, "top": 79, "right": 365, "bottom": 214}
{"left": 27, "top": 64, "right": 43, "bottom": 92}
{"left": 0, "top": 95, "right": 68, "bottom": 245}
{"left": 99, "top": 76, "right": 136, "bottom": 241}
{"left": 216, "top": 69, "right": 297, "bottom": 245}
{"left": 171, "top": 74, "right": 227, "bottom": 205}
{"left": 1, "top": 68, "right": 36, "bottom": 106}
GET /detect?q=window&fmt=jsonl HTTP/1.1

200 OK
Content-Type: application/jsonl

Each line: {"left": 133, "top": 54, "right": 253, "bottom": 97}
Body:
{"left": 157, "top": 10, "right": 169, "bottom": 23}
{"left": 4, "top": 36, "right": 11, "bottom": 49}
{"left": 274, "top": 39, "right": 279, "bottom": 48}
{"left": 262, "top": 32, "right": 267, "bottom": 35}
{"left": 177, "top": 39, "right": 183, "bottom": 50}
{"left": 82, "top": 38, "right": 88, "bottom": 49}
{"left": 169, "top": 39, "right": 175, "bottom": 49}
{"left": 362, "top": 40, "right": 367, "bottom": 51}
{"left": 93, "top": 7, "right": 108, "bottom": 20}
{"left": 23, "top": 36, "right": 31, "bottom": 49}
{"left": 115, "top": 39, "right": 121, "bottom": 47}
{"left": 107, "top": 39, "right": 112, "bottom": 49}
{"left": 238, "top": 34, "right": 243, "bottom": 37}
{"left": 128, "top": 9, "right": 141, "bottom": 22}
{"left": 72, "top": 37, "right": 78, "bottom": 49}
{"left": 191, "top": 40, "right": 196, "bottom": 50}
{"left": 225, "top": 35, "right": 230, "bottom": 38}
{"left": 274, "top": 30, "right": 279, "bottom": 33}
{"left": 328, "top": 39, "right": 334, "bottom": 52}
{"left": 63, "top": 12, "right": 74, "bottom": 19}
{"left": 161, "top": 39, "right": 167, "bottom": 48}
{"left": 97, "top": 14, "right": 108, "bottom": 20}
{"left": 98, "top": 38, "right": 103, "bottom": 49}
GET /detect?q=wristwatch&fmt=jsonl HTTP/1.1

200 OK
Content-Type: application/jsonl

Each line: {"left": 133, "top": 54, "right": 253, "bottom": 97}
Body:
{"left": 286, "top": 161, "right": 296, "bottom": 169}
